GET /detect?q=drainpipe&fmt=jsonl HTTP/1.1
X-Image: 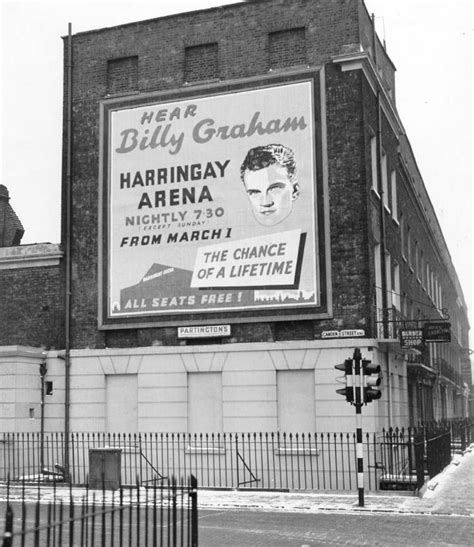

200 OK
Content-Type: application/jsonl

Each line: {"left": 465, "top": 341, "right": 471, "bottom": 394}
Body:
{"left": 64, "top": 22, "right": 73, "bottom": 482}
{"left": 371, "top": 13, "right": 377, "bottom": 65}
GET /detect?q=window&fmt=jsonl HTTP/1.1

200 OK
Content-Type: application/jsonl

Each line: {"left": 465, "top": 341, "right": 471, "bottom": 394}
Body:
{"left": 370, "top": 137, "right": 379, "bottom": 194}
{"left": 415, "top": 241, "right": 420, "bottom": 280}
{"left": 420, "top": 250, "right": 425, "bottom": 287}
{"left": 107, "top": 56, "right": 138, "bottom": 95}
{"left": 374, "top": 243, "right": 383, "bottom": 312}
{"left": 401, "top": 292, "right": 408, "bottom": 317}
{"left": 269, "top": 28, "right": 306, "bottom": 69}
{"left": 391, "top": 374, "right": 398, "bottom": 422}
{"left": 393, "top": 261, "right": 401, "bottom": 310}
{"left": 188, "top": 372, "right": 222, "bottom": 433}
{"left": 407, "top": 225, "right": 412, "bottom": 267}
{"left": 434, "top": 276, "right": 439, "bottom": 308}
{"left": 391, "top": 170, "right": 398, "bottom": 221}
{"left": 277, "top": 370, "right": 315, "bottom": 432}
{"left": 385, "top": 252, "right": 392, "bottom": 307}
{"left": 381, "top": 153, "right": 389, "bottom": 210}
{"left": 400, "top": 214, "right": 406, "bottom": 260}
{"left": 408, "top": 299, "right": 414, "bottom": 321}
{"left": 185, "top": 43, "right": 218, "bottom": 83}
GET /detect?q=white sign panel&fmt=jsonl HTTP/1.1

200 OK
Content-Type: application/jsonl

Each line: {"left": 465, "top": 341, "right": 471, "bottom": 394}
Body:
{"left": 177, "top": 325, "right": 231, "bottom": 338}
{"left": 103, "top": 80, "right": 320, "bottom": 319}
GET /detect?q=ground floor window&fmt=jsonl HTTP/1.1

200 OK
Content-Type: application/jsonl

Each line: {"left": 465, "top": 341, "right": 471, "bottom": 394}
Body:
{"left": 187, "top": 372, "right": 223, "bottom": 434}
{"left": 106, "top": 374, "right": 138, "bottom": 432}
{"left": 276, "top": 370, "right": 315, "bottom": 432}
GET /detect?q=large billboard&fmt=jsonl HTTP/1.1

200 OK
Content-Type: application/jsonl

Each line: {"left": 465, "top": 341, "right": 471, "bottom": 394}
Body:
{"left": 100, "top": 77, "right": 324, "bottom": 325}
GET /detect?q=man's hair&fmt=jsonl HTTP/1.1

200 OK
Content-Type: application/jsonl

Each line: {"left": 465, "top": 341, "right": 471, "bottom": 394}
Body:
{"left": 240, "top": 144, "right": 299, "bottom": 194}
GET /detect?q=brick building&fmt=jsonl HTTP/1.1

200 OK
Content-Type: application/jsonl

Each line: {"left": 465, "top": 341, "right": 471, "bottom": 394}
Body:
{"left": 0, "top": 186, "right": 63, "bottom": 432}
{"left": 0, "top": 0, "right": 471, "bottom": 438}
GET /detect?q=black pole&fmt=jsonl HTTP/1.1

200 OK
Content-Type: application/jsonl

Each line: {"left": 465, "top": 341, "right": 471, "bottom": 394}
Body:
{"left": 64, "top": 21, "right": 73, "bottom": 483}
{"left": 39, "top": 360, "right": 47, "bottom": 472}
{"left": 354, "top": 348, "right": 364, "bottom": 507}
{"left": 190, "top": 475, "right": 198, "bottom": 547}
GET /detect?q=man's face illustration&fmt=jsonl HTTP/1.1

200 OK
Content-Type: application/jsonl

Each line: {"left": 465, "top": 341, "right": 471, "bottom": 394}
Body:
{"left": 243, "top": 163, "right": 297, "bottom": 226}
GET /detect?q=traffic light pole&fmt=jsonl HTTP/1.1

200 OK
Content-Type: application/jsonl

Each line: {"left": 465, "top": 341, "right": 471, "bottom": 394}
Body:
{"left": 353, "top": 348, "right": 365, "bottom": 508}
{"left": 335, "top": 347, "right": 382, "bottom": 507}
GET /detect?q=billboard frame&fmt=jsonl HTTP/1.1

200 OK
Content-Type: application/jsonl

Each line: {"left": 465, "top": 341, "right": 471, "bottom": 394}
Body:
{"left": 98, "top": 69, "right": 331, "bottom": 329}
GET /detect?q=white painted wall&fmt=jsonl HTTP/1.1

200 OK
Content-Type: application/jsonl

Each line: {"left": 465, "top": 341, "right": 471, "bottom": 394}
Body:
{"left": 0, "top": 346, "right": 45, "bottom": 432}
{"left": 37, "top": 339, "right": 401, "bottom": 434}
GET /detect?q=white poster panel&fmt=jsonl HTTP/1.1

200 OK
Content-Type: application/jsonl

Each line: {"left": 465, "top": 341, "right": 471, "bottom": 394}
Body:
{"left": 106, "top": 80, "right": 319, "bottom": 318}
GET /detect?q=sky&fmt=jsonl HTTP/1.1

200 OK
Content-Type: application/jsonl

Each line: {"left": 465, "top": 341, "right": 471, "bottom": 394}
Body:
{"left": 1, "top": 0, "right": 472, "bottom": 352}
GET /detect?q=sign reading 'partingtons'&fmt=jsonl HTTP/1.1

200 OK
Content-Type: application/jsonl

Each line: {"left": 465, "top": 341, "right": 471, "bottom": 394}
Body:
{"left": 102, "top": 79, "right": 320, "bottom": 320}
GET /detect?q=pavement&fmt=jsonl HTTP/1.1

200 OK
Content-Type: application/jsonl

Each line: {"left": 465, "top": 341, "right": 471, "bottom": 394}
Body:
{"left": 1, "top": 444, "right": 473, "bottom": 518}
{"left": 201, "top": 443, "right": 474, "bottom": 517}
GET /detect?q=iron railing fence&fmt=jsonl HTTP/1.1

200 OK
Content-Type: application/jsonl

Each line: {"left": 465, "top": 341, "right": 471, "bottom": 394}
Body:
{"left": 1, "top": 475, "right": 198, "bottom": 547}
{"left": 377, "top": 420, "right": 474, "bottom": 490}
{"left": 378, "top": 428, "right": 417, "bottom": 489}
{"left": 1, "top": 432, "right": 380, "bottom": 492}
{"left": 430, "top": 418, "right": 472, "bottom": 452}
{"left": 425, "top": 426, "right": 451, "bottom": 479}
{"left": 1, "top": 421, "right": 471, "bottom": 493}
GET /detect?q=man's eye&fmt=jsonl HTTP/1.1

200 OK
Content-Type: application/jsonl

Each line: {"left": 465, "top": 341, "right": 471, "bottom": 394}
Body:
{"left": 247, "top": 189, "right": 260, "bottom": 196}
{"left": 268, "top": 183, "right": 286, "bottom": 191}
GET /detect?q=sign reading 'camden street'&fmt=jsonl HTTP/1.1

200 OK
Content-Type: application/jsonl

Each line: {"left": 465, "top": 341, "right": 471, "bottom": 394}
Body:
{"left": 102, "top": 80, "right": 319, "bottom": 319}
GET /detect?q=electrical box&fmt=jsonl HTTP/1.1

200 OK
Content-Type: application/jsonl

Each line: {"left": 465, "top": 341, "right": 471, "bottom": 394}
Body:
{"left": 89, "top": 448, "right": 122, "bottom": 490}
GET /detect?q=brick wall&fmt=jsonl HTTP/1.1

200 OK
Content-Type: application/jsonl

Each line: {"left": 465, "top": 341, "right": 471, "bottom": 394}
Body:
{"left": 184, "top": 43, "right": 218, "bottom": 82}
{"left": 269, "top": 28, "right": 307, "bottom": 68}
{"left": 107, "top": 56, "right": 138, "bottom": 94}
{"left": 0, "top": 265, "right": 63, "bottom": 348}
{"left": 324, "top": 64, "right": 371, "bottom": 333}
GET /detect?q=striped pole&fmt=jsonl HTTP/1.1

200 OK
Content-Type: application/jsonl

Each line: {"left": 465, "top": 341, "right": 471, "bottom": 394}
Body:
{"left": 353, "top": 348, "right": 364, "bottom": 507}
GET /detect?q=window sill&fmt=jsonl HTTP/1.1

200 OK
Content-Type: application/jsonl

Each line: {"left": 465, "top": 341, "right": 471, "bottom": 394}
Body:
{"left": 268, "top": 64, "right": 310, "bottom": 73}
{"left": 183, "top": 78, "right": 220, "bottom": 86}
{"left": 371, "top": 187, "right": 381, "bottom": 199}
{"left": 104, "top": 90, "right": 140, "bottom": 98}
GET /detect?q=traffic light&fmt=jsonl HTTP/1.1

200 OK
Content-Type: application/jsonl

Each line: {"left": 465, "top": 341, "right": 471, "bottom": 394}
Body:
{"left": 362, "top": 359, "right": 382, "bottom": 403}
{"left": 335, "top": 358, "right": 354, "bottom": 403}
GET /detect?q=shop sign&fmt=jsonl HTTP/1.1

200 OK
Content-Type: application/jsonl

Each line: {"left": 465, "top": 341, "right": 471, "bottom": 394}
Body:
{"left": 399, "top": 329, "right": 424, "bottom": 350}
{"left": 423, "top": 322, "right": 451, "bottom": 343}
{"left": 178, "top": 325, "right": 231, "bottom": 338}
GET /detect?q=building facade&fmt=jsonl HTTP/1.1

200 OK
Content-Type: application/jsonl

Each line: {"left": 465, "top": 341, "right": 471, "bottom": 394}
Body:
{"left": 0, "top": 0, "right": 471, "bottom": 438}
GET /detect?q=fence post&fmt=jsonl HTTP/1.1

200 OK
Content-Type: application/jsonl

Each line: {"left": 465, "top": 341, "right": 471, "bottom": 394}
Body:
{"left": 190, "top": 475, "right": 198, "bottom": 547}
{"left": 235, "top": 434, "right": 239, "bottom": 489}
{"left": 460, "top": 424, "right": 466, "bottom": 452}
{"left": 414, "top": 427, "right": 425, "bottom": 492}
{"left": 2, "top": 503, "right": 13, "bottom": 547}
